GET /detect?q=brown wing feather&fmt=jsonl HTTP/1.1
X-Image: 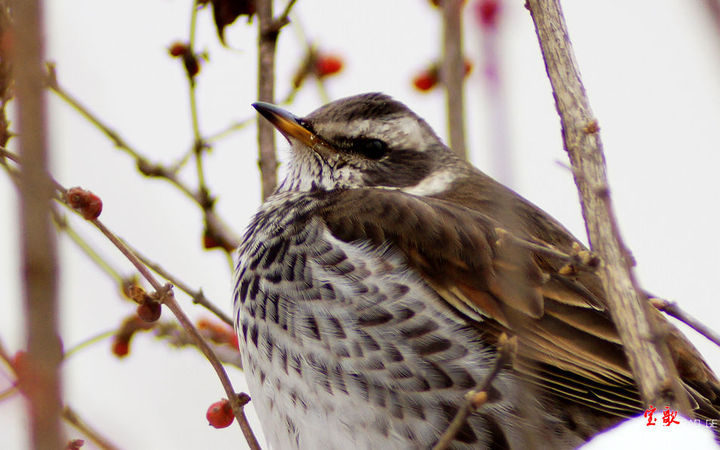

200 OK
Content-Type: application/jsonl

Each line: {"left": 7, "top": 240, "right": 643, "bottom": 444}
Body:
{"left": 317, "top": 186, "right": 720, "bottom": 422}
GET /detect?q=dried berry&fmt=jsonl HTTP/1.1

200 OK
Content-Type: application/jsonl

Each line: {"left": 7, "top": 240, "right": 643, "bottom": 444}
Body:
{"left": 66, "top": 187, "right": 103, "bottom": 220}
{"left": 136, "top": 301, "right": 162, "bottom": 322}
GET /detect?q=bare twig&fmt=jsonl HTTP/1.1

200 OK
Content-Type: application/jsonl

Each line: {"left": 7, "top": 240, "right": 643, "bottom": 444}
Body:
{"left": 256, "top": 0, "right": 297, "bottom": 199}
{"left": 273, "top": 0, "right": 298, "bottom": 31}
{"left": 650, "top": 297, "right": 720, "bottom": 349}
{"left": 50, "top": 208, "right": 126, "bottom": 284}
{"left": 44, "top": 65, "right": 241, "bottom": 252}
{"left": 441, "top": 0, "right": 467, "bottom": 159}
{"left": 3, "top": 147, "right": 234, "bottom": 327}
{"left": 62, "top": 406, "right": 121, "bottom": 450}
{"left": 0, "top": 339, "right": 120, "bottom": 450}
{"left": 3, "top": 144, "right": 257, "bottom": 446}
{"left": 153, "top": 321, "right": 243, "bottom": 369}
{"left": 186, "top": 0, "right": 212, "bottom": 216}
{"left": 12, "top": 1, "right": 64, "bottom": 448}
{"left": 433, "top": 335, "right": 517, "bottom": 450}
{"left": 526, "top": 0, "right": 691, "bottom": 412}
{"left": 128, "top": 242, "right": 234, "bottom": 326}
{"left": 86, "top": 220, "right": 259, "bottom": 448}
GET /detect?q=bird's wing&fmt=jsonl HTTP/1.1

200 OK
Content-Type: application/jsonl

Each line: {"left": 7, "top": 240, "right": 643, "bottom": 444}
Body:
{"left": 317, "top": 187, "right": 720, "bottom": 419}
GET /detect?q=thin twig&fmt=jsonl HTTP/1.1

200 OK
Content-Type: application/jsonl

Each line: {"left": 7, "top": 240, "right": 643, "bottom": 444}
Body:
{"left": 44, "top": 66, "right": 241, "bottom": 251}
{"left": 432, "top": 335, "right": 517, "bottom": 450}
{"left": 128, "top": 241, "right": 234, "bottom": 326}
{"left": 3, "top": 145, "right": 257, "bottom": 445}
{"left": 0, "top": 339, "right": 119, "bottom": 450}
{"left": 526, "top": 0, "right": 691, "bottom": 413}
{"left": 62, "top": 406, "right": 121, "bottom": 450}
{"left": 186, "top": 0, "right": 211, "bottom": 213}
{"left": 63, "top": 329, "right": 117, "bottom": 360}
{"left": 50, "top": 208, "right": 126, "bottom": 284}
{"left": 273, "top": 0, "right": 298, "bottom": 32}
{"left": 205, "top": 118, "right": 254, "bottom": 143}
{"left": 44, "top": 65, "right": 195, "bottom": 200}
{"left": 650, "top": 297, "right": 720, "bottom": 349}
{"left": 3, "top": 147, "right": 234, "bottom": 325}
{"left": 86, "top": 220, "right": 259, "bottom": 448}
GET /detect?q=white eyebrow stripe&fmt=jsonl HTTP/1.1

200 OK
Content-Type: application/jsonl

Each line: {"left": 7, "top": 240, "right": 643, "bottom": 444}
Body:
{"left": 400, "top": 169, "right": 457, "bottom": 196}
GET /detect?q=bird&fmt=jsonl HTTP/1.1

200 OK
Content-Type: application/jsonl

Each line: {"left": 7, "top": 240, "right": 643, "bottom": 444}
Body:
{"left": 233, "top": 93, "right": 720, "bottom": 449}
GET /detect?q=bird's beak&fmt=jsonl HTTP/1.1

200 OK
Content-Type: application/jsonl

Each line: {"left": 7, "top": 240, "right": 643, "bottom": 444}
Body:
{"left": 252, "top": 102, "right": 319, "bottom": 148}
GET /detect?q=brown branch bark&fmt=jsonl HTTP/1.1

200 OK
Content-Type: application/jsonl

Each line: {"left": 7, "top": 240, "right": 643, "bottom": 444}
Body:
{"left": 11, "top": 0, "right": 64, "bottom": 447}
{"left": 526, "top": 0, "right": 691, "bottom": 412}
{"left": 441, "top": 0, "right": 467, "bottom": 159}
{"left": 256, "top": 0, "right": 279, "bottom": 200}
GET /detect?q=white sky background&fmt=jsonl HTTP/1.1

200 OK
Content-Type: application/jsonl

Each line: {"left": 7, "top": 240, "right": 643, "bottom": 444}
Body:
{"left": 1, "top": 0, "right": 720, "bottom": 448}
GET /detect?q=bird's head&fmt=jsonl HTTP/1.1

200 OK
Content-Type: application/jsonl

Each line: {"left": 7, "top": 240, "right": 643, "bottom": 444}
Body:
{"left": 254, "top": 93, "right": 464, "bottom": 194}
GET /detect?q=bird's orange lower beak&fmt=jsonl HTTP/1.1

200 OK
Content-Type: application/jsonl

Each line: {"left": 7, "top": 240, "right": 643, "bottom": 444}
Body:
{"left": 253, "top": 102, "right": 318, "bottom": 148}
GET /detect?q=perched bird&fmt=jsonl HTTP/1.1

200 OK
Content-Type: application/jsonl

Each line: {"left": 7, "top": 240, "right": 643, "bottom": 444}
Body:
{"left": 233, "top": 93, "right": 720, "bottom": 449}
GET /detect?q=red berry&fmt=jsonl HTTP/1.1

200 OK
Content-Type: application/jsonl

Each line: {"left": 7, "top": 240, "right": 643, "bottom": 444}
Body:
{"left": 168, "top": 41, "right": 189, "bottom": 57}
{"left": 412, "top": 70, "right": 438, "bottom": 92}
{"left": 206, "top": 399, "right": 234, "bottom": 428}
{"left": 66, "top": 187, "right": 103, "bottom": 220}
{"left": 136, "top": 301, "right": 162, "bottom": 322}
{"left": 475, "top": 0, "right": 501, "bottom": 29}
{"left": 314, "top": 54, "right": 343, "bottom": 78}
{"left": 112, "top": 338, "right": 130, "bottom": 358}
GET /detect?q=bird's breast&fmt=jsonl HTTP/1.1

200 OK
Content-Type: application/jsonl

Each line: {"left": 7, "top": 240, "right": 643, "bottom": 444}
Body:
{"left": 232, "top": 208, "right": 523, "bottom": 448}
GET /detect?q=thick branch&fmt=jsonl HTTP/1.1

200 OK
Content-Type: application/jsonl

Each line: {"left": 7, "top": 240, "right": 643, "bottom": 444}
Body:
{"left": 11, "top": 0, "right": 64, "bottom": 447}
{"left": 526, "top": 0, "right": 690, "bottom": 412}
{"left": 441, "top": 0, "right": 467, "bottom": 159}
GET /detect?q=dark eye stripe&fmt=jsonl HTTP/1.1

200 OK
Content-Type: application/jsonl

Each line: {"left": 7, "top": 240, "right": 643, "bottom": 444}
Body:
{"left": 334, "top": 137, "right": 389, "bottom": 160}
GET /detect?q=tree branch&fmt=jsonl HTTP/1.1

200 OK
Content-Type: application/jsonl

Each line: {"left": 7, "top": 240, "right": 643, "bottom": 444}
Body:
{"left": 650, "top": 297, "right": 720, "bottom": 349}
{"left": 526, "top": 0, "right": 691, "bottom": 412}
{"left": 256, "top": 0, "right": 279, "bottom": 200}
{"left": 441, "top": 0, "right": 467, "bottom": 159}
{"left": 11, "top": 0, "right": 64, "bottom": 447}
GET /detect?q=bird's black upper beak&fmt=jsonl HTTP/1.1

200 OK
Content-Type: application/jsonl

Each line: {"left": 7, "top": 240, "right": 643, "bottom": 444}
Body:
{"left": 252, "top": 102, "right": 319, "bottom": 148}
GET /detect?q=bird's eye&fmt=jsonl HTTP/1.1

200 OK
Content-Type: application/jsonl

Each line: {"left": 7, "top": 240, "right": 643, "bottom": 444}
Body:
{"left": 354, "top": 138, "right": 388, "bottom": 160}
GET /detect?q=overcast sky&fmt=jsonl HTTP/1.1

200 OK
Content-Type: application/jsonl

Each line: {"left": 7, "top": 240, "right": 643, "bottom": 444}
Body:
{"left": 1, "top": 1, "right": 719, "bottom": 448}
